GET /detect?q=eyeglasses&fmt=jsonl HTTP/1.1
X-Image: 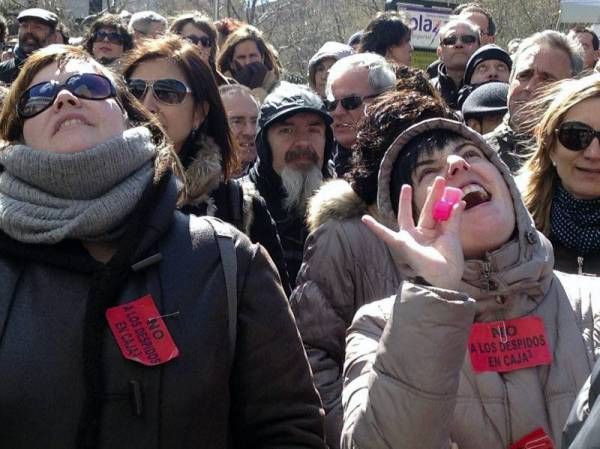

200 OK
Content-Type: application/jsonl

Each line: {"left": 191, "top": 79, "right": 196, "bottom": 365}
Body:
{"left": 324, "top": 92, "right": 381, "bottom": 112}
{"left": 185, "top": 34, "right": 211, "bottom": 48}
{"left": 93, "top": 31, "right": 123, "bottom": 45}
{"left": 127, "top": 78, "right": 192, "bottom": 105}
{"left": 556, "top": 121, "right": 600, "bottom": 151}
{"left": 17, "top": 73, "right": 117, "bottom": 118}
{"left": 441, "top": 34, "right": 478, "bottom": 46}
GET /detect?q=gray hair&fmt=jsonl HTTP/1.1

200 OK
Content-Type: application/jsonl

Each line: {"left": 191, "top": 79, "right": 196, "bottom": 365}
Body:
{"left": 438, "top": 18, "right": 480, "bottom": 41}
{"left": 219, "top": 84, "right": 260, "bottom": 109}
{"left": 128, "top": 11, "right": 167, "bottom": 34}
{"left": 325, "top": 52, "right": 396, "bottom": 101}
{"left": 510, "top": 30, "right": 584, "bottom": 82}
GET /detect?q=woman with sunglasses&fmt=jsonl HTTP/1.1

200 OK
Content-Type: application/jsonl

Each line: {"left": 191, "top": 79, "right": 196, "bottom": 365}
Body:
{"left": 169, "top": 12, "right": 232, "bottom": 86}
{"left": 0, "top": 44, "right": 324, "bottom": 448}
{"left": 83, "top": 14, "right": 133, "bottom": 66}
{"left": 122, "top": 35, "right": 291, "bottom": 294}
{"left": 522, "top": 74, "right": 600, "bottom": 276}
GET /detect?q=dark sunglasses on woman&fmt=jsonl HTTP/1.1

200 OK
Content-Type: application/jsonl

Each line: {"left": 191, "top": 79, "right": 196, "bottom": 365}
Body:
{"left": 185, "top": 35, "right": 211, "bottom": 48}
{"left": 127, "top": 78, "right": 192, "bottom": 105}
{"left": 93, "top": 31, "right": 124, "bottom": 45}
{"left": 17, "top": 73, "right": 117, "bottom": 118}
{"left": 556, "top": 121, "right": 600, "bottom": 151}
{"left": 324, "top": 92, "right": 381, "bottom": 112}
{"left": 441, "top": 34, "right": 478, "bottom": 46}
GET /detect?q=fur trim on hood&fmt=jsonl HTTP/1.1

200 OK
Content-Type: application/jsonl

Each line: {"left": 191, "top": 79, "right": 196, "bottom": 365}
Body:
{"left": 307, "top": 179, "right": 368, "bottom": 233}
{"left": 181, "top": 134, "right": 223, "bottom": 206}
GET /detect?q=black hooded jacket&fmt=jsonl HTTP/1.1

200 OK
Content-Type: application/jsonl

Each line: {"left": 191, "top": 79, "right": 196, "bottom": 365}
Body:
{"left": 248, "top": 82, "right": 335, "bottom": 286}
{"left": 0, "top": 46, "right": 28, "bottom": 84}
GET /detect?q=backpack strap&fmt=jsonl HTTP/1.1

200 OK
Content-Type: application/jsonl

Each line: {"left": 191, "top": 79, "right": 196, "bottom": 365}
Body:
{"left": 191, "top": 215, "right": 238, "bottom": 361}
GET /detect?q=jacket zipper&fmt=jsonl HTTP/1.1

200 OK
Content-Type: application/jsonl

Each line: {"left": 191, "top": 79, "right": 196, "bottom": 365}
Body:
{"left": 577, "top": 256, "right": 584, "bottom": 276}
{"left": 482, "top": 261, "right": 492, "bottom": 291}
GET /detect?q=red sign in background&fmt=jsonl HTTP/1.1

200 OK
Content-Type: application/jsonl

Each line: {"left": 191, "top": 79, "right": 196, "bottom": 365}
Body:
{"left": 106, "top": 295, "right": 180, "bottom": 366}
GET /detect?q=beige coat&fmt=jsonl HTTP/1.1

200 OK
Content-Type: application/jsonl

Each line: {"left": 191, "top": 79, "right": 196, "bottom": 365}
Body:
{"left": 341, "top": 118, "right": 600, "bottom": 449}
{"left": 290, "top": 180, "right": 405, "bottom": 448}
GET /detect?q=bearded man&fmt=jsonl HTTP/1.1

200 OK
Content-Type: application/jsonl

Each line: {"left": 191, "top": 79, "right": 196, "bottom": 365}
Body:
{"left": 0, "top": 8, "right": 58, "bottom": 84}
{"left": 248, "top": 82, "right": 334, "bottom": 285}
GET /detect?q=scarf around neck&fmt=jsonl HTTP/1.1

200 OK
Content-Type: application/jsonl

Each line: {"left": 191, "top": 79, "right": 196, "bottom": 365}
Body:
{"left": 0, "top": 127, "right": 156, "bottom": 244}
{"left": 550, "top": 182, "right": 600, "bottom": 255}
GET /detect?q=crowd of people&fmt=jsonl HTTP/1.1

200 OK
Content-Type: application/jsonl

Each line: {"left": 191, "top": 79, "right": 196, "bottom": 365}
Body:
{"left": 1, "top": 2, "right": 600, "bottom": 449}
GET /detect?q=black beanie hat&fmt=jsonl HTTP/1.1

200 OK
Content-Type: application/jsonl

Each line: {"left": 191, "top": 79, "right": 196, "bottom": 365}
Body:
{"left": 461, "top": 81, "right": 508, "bottom": 120}
{"left": 463, "top": 44, "right": 512, "bottom": 85}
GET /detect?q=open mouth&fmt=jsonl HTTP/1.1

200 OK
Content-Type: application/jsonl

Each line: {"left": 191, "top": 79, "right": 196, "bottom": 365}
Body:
{"left": 461, "top": 183, "right": 491, "bottom": 210}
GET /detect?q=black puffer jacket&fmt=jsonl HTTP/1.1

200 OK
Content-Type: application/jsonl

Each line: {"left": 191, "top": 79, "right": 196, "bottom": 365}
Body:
{"left": 248, "top": 82, "right": 335, "bottom": 285}
{"left": 0, "top": 175, "right": 325, "bottom": 449}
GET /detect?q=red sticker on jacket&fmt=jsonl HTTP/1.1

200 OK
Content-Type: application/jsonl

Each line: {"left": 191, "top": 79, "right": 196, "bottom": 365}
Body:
{"left": 510, "top": 428, "right": 555, "bottom": 449}
{"left": 468, "top": 316, "right": 552, "bottom": 373}
{"left": 106, "top": 295, "right": 179, "bottom": 366}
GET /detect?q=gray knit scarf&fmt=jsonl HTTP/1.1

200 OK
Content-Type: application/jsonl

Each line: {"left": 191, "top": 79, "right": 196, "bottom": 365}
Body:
{"left": 0, "top": 127, "right": 156, "bottom": 244}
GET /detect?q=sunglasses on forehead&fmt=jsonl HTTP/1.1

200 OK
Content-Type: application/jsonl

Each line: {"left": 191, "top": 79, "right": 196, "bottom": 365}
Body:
{"left": 17, "top": 73, "right": 117, "bottom": 118}
{"left": 556, "top": 121, "right": 600, "bottom": 151}
{"left": 185, "top": 34, "right": 211, "bottom": 48}
{"left": 324, "top": 92, "right": 381, "bottom": 112}
{"left": 441, "top": 34, "right": 478, "bottom": 46}
{"left": 93, "top": 30, "right": 123, "bottom": 45}
{"left": 127, "top": 78, "right": 192, "bottom": 105}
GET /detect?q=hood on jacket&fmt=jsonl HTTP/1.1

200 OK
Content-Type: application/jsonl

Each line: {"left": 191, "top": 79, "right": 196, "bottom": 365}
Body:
{"left": 306, "top": 179, "right": 368, "bottom": 232}
{"left": 376, "top": 118, "right": 554, "bottom": 313}
{"left": 307, "top": 42, "right": 354, "bottom": 90}
{"left": 254, "top": 81, "right": 335, "bottom": 184}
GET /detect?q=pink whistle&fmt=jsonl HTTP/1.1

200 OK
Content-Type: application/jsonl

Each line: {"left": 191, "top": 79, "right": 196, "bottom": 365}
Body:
{"left": 432, "top": 187, "right": 462, "bottom": 221}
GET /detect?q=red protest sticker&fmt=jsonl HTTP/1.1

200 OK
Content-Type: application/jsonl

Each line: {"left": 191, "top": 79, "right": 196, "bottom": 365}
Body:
{"left": 510, "top": 428, "right": 555, "bottom": 449}
{"left": 468, "top": 316, "right": 552, "bottom": 373}
{"left": 106, "top": 295, "right": 180, "bottom": 366}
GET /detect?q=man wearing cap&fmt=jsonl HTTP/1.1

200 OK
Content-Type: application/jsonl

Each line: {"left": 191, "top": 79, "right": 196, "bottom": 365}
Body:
{"left": 247, "top": 82, "right": 334, "bottom": 285}
{"left": 462, "top": 81, "right": 508, "bottom": 135}
{"left": 0, "top": 8, "right": 58, "bottom": 84}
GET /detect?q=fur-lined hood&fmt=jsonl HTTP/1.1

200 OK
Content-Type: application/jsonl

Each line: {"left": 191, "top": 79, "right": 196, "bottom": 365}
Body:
{"left": 306, "top": 179, "right": 369, "bottom": 233}
{"left": 180, "top": 133, "right": 223, "bottom": 205}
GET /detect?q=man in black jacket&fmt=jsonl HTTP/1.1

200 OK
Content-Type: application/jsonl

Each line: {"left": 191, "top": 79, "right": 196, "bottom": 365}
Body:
{"left": 430, "top": 18, "right": 480, "bottom": 109}
{"left": 0, "top": 8, "right": 58, "bottom": 84}
{"left": 248, "top": 82, "right": 334, "bottom": 286}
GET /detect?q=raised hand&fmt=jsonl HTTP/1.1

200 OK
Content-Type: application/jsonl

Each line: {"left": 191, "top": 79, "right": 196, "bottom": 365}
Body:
{"left": 362, "top": 176, "right": 465, "bottom": 291}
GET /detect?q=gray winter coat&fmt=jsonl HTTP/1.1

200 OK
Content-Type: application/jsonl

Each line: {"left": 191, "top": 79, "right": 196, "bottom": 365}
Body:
{"left": 342, "top": 118, "right": 600, "bottom": 449}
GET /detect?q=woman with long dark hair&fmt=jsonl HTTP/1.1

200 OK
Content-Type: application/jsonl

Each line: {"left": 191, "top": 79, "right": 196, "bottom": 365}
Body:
{"left": 121, "top": 34, "right": 290, "bottom": 293}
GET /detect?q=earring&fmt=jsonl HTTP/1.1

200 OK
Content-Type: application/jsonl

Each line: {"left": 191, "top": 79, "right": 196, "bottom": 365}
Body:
{"left": 550, "top": 159, "right": 556, "bottom": 167}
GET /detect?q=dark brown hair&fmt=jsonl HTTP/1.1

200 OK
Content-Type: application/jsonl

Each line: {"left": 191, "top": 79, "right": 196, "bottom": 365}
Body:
{"left": 83, "top": 14, "right": 134, "bottom": 56}
{"left": 170, "top": 13, "right": 219, "bottom": 72}
{"left": 217, "top": 25, "right": 281, "bottom": 78}
{"left": 121, "top": 34, "right": 238, "bottom": 178}
{"left": 347, "top": 68, "right": 456, "bottom": 205}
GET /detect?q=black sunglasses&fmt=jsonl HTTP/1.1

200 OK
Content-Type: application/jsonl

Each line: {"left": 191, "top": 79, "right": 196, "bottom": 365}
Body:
{"left": 127, "top": 78, "right": 192, "bottom": 105}
{"left": 441, "top": 34, "right": 478, "bottom": 46}
{"left": 324, "top": 92, "right": 381, "bottom": 112}
{"left": 93, "top": 30, "right": 123, "bottom": 45}
{"left": 185, "top": 34, "right": 211, "bottom": 48}
{"left": 556, "top": 121, "right": 600, "bottom": 151}
{"left": 17, "top": 73, "right": 117, "bottom": 118}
